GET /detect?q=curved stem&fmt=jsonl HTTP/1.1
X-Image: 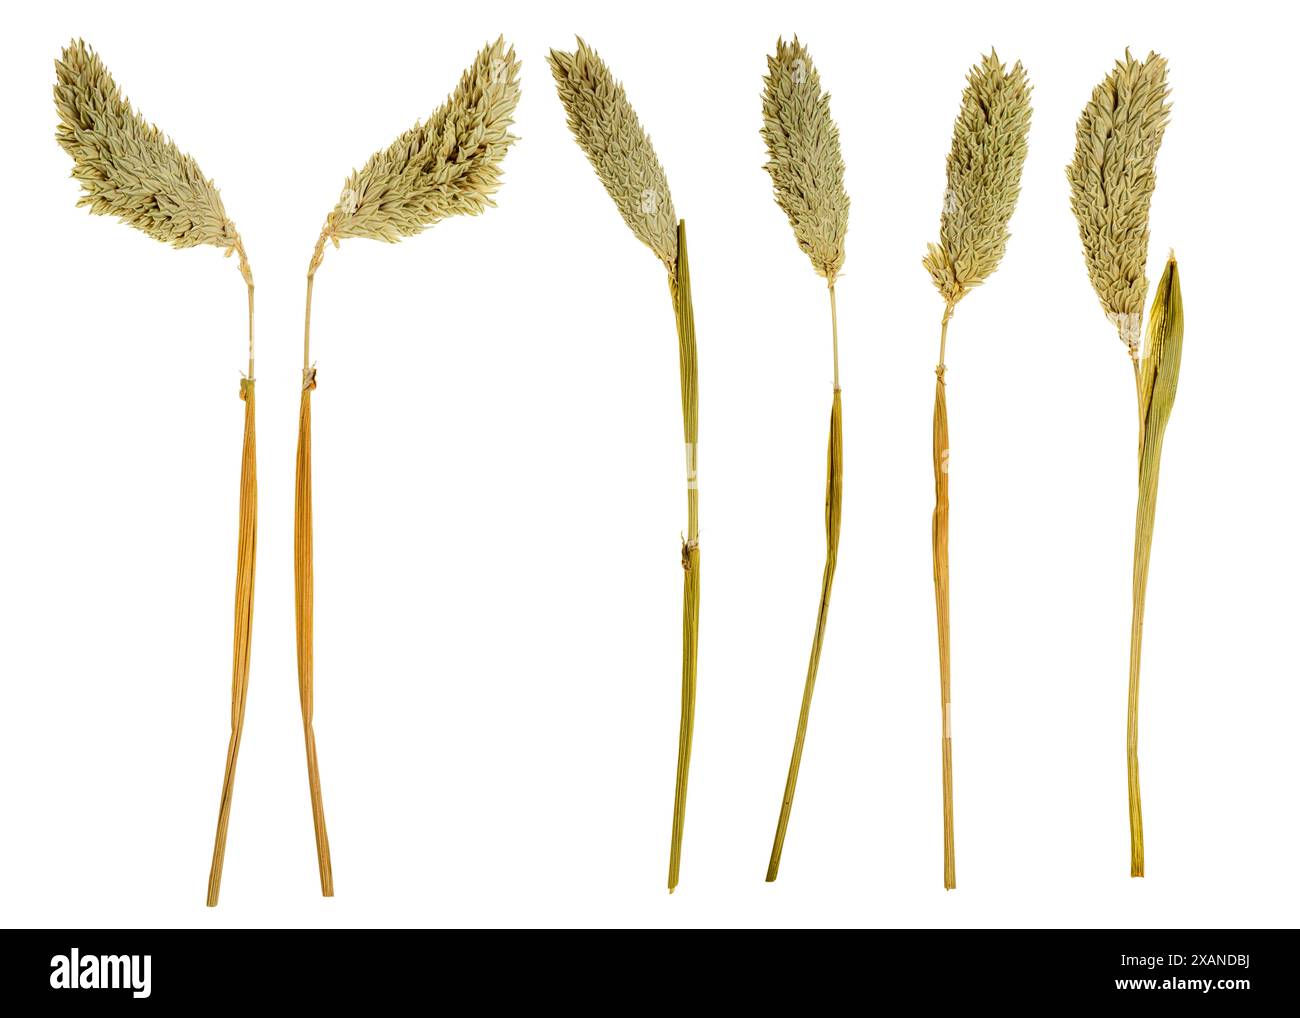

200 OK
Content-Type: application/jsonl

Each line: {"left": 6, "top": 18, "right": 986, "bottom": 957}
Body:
{"left": 766, "top": 284, "right": 844, "bottom": 881}
{"left": 228, "top": 232, "right": 255, "bottom": 379}
{"left": 304, "top": 229, "right": 329, "bottom": 374}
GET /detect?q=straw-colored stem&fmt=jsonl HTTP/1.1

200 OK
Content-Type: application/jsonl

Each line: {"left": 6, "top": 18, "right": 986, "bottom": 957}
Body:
{"left": 304, "top": 230, "right": 328, "bottom": 372}
{"left": 667, "top": 220, "right": 700, "bottom": 893}
{"left": 1126, "top": 428, "right": 1167, "bottom": 878}
{"left": 829, "top": 282, "right": 840, "bottom": 390}
{"left": 295, "top": 237, "right": 334, "bottom": 897}
{"left": 230, "top": 234, "right": 255, "bottom": 379}
{"left": 206, "top": 372, "right": 257, "bottom": 907}
{"left": 766, "top": 284, "right": 844, "bottom": 882}
{"left": 932, "top": 303, "right": 956, "bottom": 891}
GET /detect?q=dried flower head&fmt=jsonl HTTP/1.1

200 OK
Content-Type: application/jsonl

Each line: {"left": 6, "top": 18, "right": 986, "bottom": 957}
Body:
{"left": 54, "top": 39, "right": 242, "bottom": 257}
{"left": 923, "top": 51, "right": 1033, "bottom": 307}
{"left": 548, "top": 38, "right": 678, "bottom": 268}
{"left": 760, "top": 37, "right": 849, "bottom": 282}
{"left": 1066, "top": 50, "right": 1171, "bottom": 358}
{"left": 325, "top": 37, "right": 521, "bottom": 244}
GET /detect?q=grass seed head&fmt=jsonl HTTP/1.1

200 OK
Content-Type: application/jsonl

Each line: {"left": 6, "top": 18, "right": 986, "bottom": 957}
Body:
{"left": 1067, "top": 50, "right": 1171, "bottom": 356}
{"left": 760, "top": 37, "right": 849, "bottom": 283}
{"left": 54, "top": 39, "right": 240, "bottom": 255}
{"left": 923, "top": 51, "right": 1033, "bottom": 307}
{"left": 548, "top": 37, "right": 678, "bottom": 269}
{"left": 326, "top": 37, "right": 522, "bottom": 244}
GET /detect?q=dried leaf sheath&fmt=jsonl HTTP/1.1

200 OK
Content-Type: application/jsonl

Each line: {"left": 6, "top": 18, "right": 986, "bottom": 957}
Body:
{"left": 205, "top": 380, "right": 257, "bottom": 906}
{"left": 1127, "top": 254, "right": 1183, "bottom": 877}
{"left": 668, "top": 221, "right": 700, "bottom": 893}
{"left": 931, "top": 346, "right": 954, "bottom": 890}
{"left": 767, "top": 384, "right": 841, "bottom": 881}
{"left": 295, "top": 369, "right": 333, "bottom": 896}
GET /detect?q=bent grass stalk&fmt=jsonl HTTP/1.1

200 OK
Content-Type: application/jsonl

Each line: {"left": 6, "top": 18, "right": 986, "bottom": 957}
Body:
{"left": 756, "top": 37, "right": 849, "bottom": 881}
{"left": 1066, "top": 51, "right": 1176, "bottom": 875}
{"left": 53, "top": 39, "right": 258, "bottom": 907}
{"left": 922, "top": 52, "right": 1032, "bottom": 889}
{"left": 548, "top": 39, "right": 700, "bottom": 891}
{"left": 296, "top": 38, "right": 521, "bottom": 896}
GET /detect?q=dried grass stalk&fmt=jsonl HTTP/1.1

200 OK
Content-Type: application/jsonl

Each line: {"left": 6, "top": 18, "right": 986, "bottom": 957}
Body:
{"left": 1067, "top": 51, "right": 1178, "bottom": 876}
{"left": 923, "top": 51, "right": 1032, "bottom": 890}
{"left": 757, "top": 37, "right": 849, "bottom": 881}
{"left": 296, "top": 38, "right": 521, "bottom": 895}
{"left": 549, "top": 38, "right": 700, "bottom": 892}
{"left": 53, "top": 38, "right": 258, "bottom": 907}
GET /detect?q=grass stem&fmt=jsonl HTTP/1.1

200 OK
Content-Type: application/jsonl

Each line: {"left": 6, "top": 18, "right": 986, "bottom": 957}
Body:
{"left": 766, "top": 283, "right": 843, "bottom": 882}
{"left": 295, "top": 247, "right": 334, "bottom": 897}
{"left": 206, "top": 277, "right": 257, "bottom": 906}
{"left": 933, "top": 303, "right": 956, "bottom": 890}
{"left": 668, "top": 220, "right": 699, "bottom": 892}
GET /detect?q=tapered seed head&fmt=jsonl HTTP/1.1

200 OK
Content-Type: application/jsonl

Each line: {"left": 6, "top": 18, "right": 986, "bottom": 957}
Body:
{"left": 760, "top": 37, "right": 849, "bottom": 283}
{"left": 548, "top": 38, "right": 678, "bottom": 269}
{"left": 54, "top": 39, "right": 241, "bottom": 255}
{"left": 1066, "top": 50, "right": 1171, "bottom": 358}
{"left": 923, "top": 51, "right": 1033, "bottom": 307}
{"left": 325, "top": 38, "right": 522, "bottom": 243}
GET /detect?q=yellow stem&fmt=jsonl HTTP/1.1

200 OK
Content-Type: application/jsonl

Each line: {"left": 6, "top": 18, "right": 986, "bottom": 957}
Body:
{"left": 206, "top": 262, "right": 257, "bottom": 905}
{"left": 933, "top": 303, "right": 955, "bottom": 890}
{"left": 295, "top": 226, "right": 334, "bottom": 897}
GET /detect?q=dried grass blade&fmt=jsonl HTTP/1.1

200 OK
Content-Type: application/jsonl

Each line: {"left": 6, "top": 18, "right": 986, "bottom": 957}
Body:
{"left": 1127, "top": 253, "right": 1183, "bottom": 877}
{"left": 206, "top": 380, "right": 257, "bottom": 906}
{"left": 768, "top": 384, "right": 842, "bottom": 881}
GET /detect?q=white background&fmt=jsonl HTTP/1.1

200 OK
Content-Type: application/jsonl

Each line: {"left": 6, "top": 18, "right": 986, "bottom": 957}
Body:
{"left": 2, "top": 0, "right": 1296, "bottom": 929}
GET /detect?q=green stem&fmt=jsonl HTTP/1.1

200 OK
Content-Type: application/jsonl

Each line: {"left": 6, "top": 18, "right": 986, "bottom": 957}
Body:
{"left": 668, "top": 220, "right": 699, "bottom": 893}
{"left": 766, "top": 284, "right": 843, "bottom": 882}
